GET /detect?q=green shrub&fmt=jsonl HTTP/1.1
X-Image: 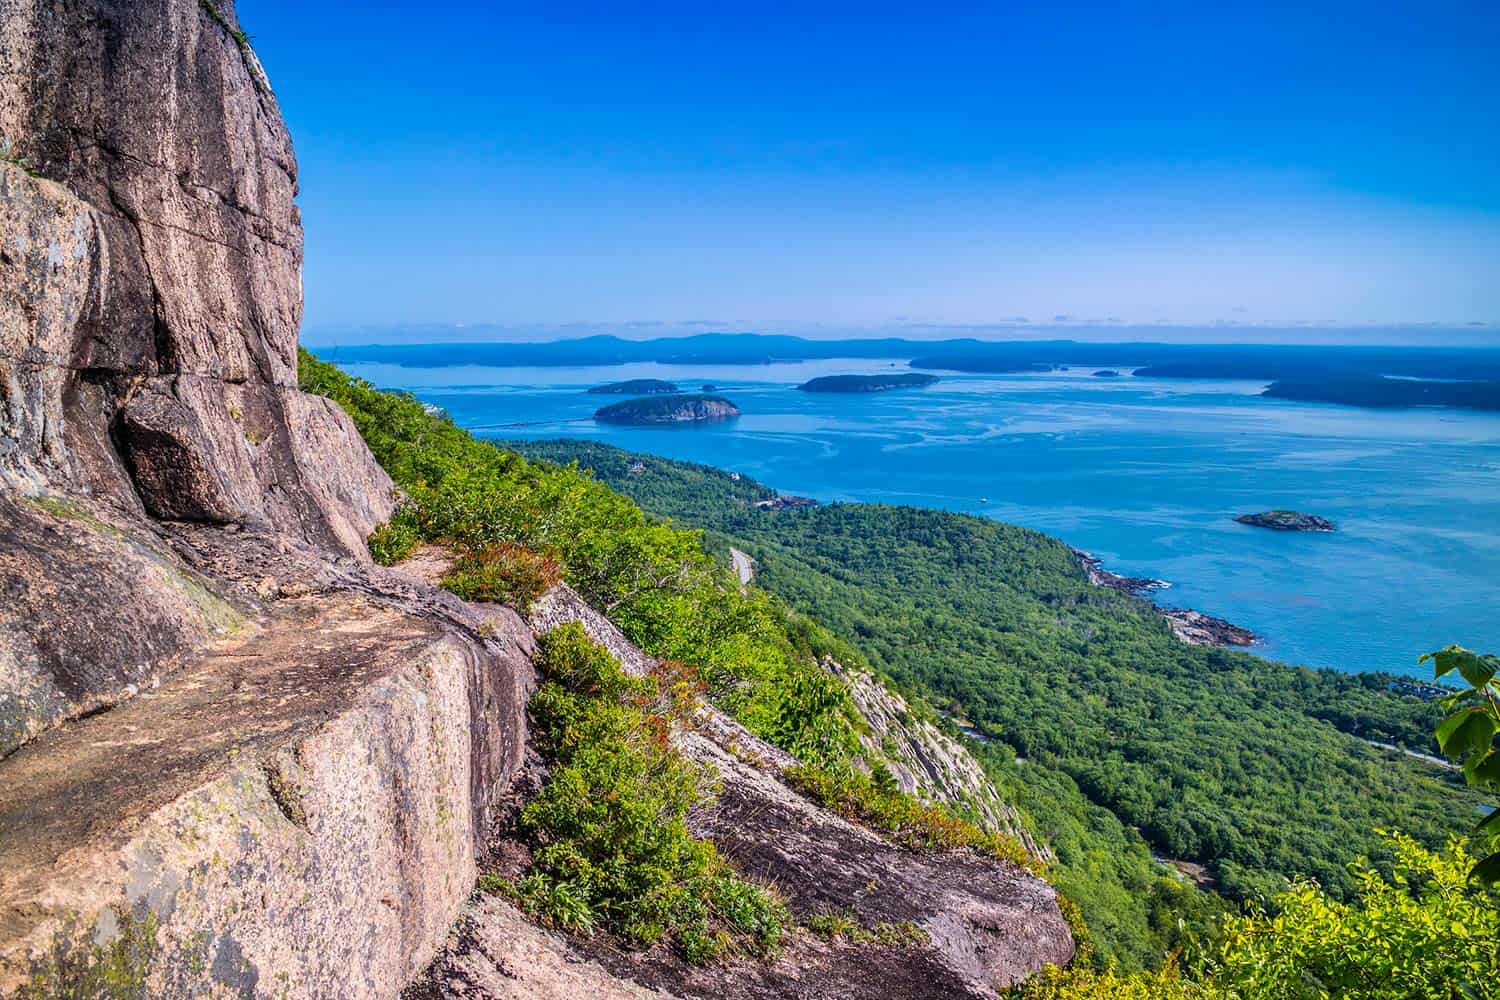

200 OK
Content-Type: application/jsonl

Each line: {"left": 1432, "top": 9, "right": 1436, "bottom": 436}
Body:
{"left": 496, "top": 623, "right": 788, "bottom": 962}
{"left": 367, "top": 505, "right": 421, "bottom": 564}
{"left": 785, "top": 762, "right": 1035, "bottom": 871}
{"left": 441, "top": 542, "right": 562, "bottom": 609}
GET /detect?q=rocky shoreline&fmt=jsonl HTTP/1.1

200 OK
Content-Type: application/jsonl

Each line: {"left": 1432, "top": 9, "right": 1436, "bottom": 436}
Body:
{"left": 1072, "top": 549, "right": 1258, "bottom": 648}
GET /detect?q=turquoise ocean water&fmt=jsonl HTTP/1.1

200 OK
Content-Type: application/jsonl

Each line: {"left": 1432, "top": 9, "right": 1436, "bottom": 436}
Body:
{"left": 338, "top": 356, "right": 1500, "bottom": 678}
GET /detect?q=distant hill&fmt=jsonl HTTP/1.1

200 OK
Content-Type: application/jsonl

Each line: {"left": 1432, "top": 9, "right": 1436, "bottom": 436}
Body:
{"left": 319, "top": 335, "right": 1500, "bottom": 386}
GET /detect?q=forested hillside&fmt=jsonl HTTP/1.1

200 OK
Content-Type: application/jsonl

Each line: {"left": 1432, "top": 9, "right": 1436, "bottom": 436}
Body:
{"left": 511, "top": 439, "right": 1483, "bottom": 963}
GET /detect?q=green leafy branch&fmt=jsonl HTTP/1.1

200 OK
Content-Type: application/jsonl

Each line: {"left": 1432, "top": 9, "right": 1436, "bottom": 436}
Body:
{"left": 1423, "top": 644, "right": 1500, "bottom": 883}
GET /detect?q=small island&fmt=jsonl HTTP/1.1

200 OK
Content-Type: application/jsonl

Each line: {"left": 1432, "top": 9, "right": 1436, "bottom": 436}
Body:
{"left": 1092, "top": 370, "right": 1121, "bottom": 378}
{"left": 796, "top": 373, "right": 939, "bottom": 393}
{"left": 587, "top": 378, "right": 680, "bottom": 395}
{"left": 700, "top": 383, "right": 719, "bottom": 391}
{"left": 594, "top": 393, "right": 740, "bottom": 425}
{"left": 1235, "top": 510, "right": 1336, "bottom": 532}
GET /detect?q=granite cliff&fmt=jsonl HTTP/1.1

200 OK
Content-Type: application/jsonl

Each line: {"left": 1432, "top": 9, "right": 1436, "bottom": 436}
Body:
{"left": 0, "top": 3, "right": 1072, "bottom": 995}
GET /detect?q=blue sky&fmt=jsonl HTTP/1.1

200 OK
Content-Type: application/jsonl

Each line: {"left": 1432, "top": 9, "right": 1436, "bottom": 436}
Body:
{"left": 239, "top": 1, "right": 1500, "bottom": 341}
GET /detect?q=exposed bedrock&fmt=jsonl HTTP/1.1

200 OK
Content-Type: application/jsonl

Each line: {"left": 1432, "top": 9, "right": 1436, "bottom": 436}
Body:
{"left": 410, "top": 587, "right": 1076, "bottom": 1000}
{"left": 0, "top": 0, "right": 397, "bottom": 745}
{"left": 0, "top": 0, "right": 393, "bottom": 545}
{"left": 0, "top": 586, "right": 535, "bottom": 996}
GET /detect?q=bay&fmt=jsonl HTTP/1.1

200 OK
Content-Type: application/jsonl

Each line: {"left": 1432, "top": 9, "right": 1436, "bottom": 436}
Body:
{"left": 339, "top": 356, "right": 1500, "bottom": 677}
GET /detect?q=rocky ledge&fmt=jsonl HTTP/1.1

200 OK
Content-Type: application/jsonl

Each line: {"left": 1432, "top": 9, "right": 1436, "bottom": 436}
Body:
{"left": 796, "top": 374, "right": 939, "bottom": 393}
{"left": 594, "top": 394, "right": 741, "bottom": 425}
{"left": 1235, "top": 510, "right": 1336, "bottom": 532}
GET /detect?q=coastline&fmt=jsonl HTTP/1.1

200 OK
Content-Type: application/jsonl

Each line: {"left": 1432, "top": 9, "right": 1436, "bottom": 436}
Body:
{"left": 1072, "top": 548, "right": 1259, "bottom": 648}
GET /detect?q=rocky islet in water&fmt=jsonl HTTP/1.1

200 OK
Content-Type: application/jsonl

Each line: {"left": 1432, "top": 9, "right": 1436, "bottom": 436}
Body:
{"left": 1236, "top": 510, "right": 1337, "bottom": 532}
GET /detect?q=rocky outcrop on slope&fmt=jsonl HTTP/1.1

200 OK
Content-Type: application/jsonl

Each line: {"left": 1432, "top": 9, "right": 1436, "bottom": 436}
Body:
{"left": 0, "top": 586, "right": 533, "bottom": 996}
{"left": 407, "top": 588, "right": 1073, "bottom": 1000}
{"left": 831, "top": 663, "right": 1050, "bottom": 860}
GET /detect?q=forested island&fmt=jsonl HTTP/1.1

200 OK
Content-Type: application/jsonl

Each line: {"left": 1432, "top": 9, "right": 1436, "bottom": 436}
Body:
{"left": 587, "top": 378, "right": 680, "bottom": 394}
{"left": 1263, "top": 375, "right": 1500, "bottom": 411}
{"left": 593, "top": 393, "right": 740, "bottom": 425}
{"left": 796, "top": 373, "right": 940, "bottom": 393}
{"left": 1237, "top": 510, "right": 1337, "bottom": 532}
{"left": 909, "top": 357, "right": 1054, "bottom": 374}
{"left": 1092, "top": 369, "right": 1122, "bottom": 378}
{"left": 510, "top": 438, "right": 1480, "bottom": 968}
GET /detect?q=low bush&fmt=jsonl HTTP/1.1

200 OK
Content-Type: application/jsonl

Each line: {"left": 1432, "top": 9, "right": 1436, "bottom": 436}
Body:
{"left": 496, "top": 623, "right": 788, "bottom": 962}
{"left": 441, "top": 542, "right": 562, "bottom": 609}
{"left": 785, "top": 762, "right": 1035, "bottom": 871}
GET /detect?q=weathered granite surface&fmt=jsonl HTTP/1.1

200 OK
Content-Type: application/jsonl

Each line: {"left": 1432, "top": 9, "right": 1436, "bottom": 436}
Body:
{"left": 0, "top": 0, "right": 397, "bottom": 748}
{"left": 0, "top": 589, "right": 534, "bottom": 996}
{"left": 0, "top": 2, "right": 511, "bottom": 993}
{"left": 832, "top": 662, "right": 1050, "bottom": 860}
{"left": 0, "top": 0, "right": 394, "bottom": 546}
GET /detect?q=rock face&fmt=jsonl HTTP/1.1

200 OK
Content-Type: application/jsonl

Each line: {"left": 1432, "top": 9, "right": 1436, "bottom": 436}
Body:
{"left": 1235, "top": 510, "right": 1337, "bottom": 532}
{"left": 830, "top": 662, "right": 1049, "bottom": 860}
{"left": 0, "top": 0, "right": 399, "bottom": 745}
{"left": 0, "top": 586, "right": 534, "bottom": 996}
{"left": 0, "top": 0, "right": 394, "bottom": 549}
{"left": 0, "top": 1, "right": 520, "bottom": 993}
{"left": 594, "top": 394, "right": 741, "bottom": 425}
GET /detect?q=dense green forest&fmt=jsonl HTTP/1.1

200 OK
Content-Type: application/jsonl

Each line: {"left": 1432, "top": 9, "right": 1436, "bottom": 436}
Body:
{"left": 510, "top": 440, "right": 1483, "bottom": 958}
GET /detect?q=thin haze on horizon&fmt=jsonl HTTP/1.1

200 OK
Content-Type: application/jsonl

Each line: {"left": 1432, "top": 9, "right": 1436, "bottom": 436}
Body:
{"left": 242, "top": 1, "right": 1500, "bottom": 340}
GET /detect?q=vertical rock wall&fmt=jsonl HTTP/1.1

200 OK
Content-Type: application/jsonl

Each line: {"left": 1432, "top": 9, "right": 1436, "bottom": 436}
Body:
{"left": 0, "top": 0, "right": 398, "bottom": 748}
{"left": 0, "top": 0, "right": 392, "bottom": 550}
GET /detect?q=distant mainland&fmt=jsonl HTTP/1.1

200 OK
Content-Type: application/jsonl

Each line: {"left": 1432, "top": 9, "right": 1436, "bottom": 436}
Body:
{"left": 324, "top": 335, "right": 1500, "bottom": 413}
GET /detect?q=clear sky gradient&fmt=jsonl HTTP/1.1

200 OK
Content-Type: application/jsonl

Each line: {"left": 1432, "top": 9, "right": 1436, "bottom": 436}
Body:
{"left": 238, "top": 1, "right": 1500, "bottom": 341}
